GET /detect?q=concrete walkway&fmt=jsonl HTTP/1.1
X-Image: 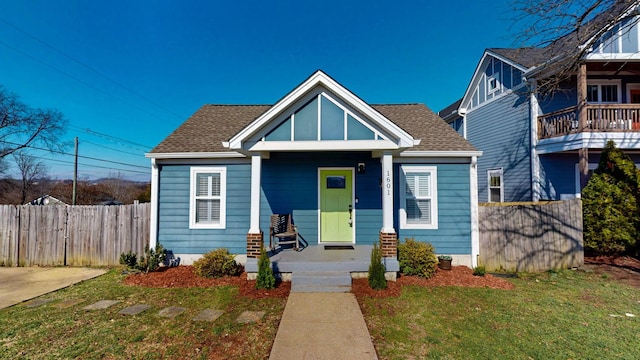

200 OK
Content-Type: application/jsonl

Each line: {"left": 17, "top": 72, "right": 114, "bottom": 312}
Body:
{"left": 269, "top": 293, "right": 378, "bottom": 360}
{"left": 0, "top": 267, "right": 106, "bottom": 309}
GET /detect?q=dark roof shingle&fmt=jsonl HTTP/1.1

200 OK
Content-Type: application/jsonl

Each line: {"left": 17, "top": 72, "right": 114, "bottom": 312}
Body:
{"left": 151, "top": 103, "right": 476, "bottom": 154}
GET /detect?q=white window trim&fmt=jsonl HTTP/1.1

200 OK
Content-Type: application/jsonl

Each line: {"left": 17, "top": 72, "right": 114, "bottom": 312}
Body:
{"left": 487, "top": 72, "right": 501, "bottom": 94}
{"left": 399, "top": 165, "right": 438, "bottom": 230}
{"left": 189, "top": 166, "right": 227, "bottom": 229}
{"left": 586, "top": 79, "right": 622, "bottom": 104}
{"left": 626, "top": 83, "right": 640, "bottom": 103}
{"left": 487, "top": 168, "right": 504, "bottom": 203}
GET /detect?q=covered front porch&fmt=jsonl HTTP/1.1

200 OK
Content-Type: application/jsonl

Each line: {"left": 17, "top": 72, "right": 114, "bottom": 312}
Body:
{"left": 245, "top": 244, "right": 398, "bottom": 291}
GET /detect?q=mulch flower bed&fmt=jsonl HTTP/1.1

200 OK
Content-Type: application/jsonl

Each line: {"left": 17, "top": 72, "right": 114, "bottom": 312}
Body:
{"left": 123, "top": 265, "right": 515, "bottom": 299}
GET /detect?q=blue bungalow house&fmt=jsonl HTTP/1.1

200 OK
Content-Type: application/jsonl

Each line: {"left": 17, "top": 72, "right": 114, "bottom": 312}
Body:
{"left": 147, "top": 71, "right": 481, "bottom": 277}
{"left": 440, "top": 1, "right": 640, "bottom": 203}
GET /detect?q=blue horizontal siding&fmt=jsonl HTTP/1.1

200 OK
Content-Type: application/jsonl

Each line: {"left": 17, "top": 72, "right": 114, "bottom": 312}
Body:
{"left": 157, "top": 153, "right": 473, "bottom": 256}
{"left": 157, "top": 164, "right": 251, "bottom": 255}
{"left": 467, "top": 91, "right": 532, "bottom": 202}
{"left": 395, "top": 163, "right": 472, "bottom": 255}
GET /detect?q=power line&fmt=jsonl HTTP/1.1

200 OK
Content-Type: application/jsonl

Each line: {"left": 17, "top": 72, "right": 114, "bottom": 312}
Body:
{"left": 30, "top": 155, "right": 150, "bottom": 175}
{"left": 69, "top": 126, "right": 152, "bottom": 150}
{"left": 81, "top": 140, "right": 144, "bottom": 157}
{"left": 3, "top": 141, "right": 149, "bottom": 169}
{"left": 0, "top": 16, "right": 184, "bottom": 120}
{"left": 0, "top": 38, "right": 175, "bottom": 123}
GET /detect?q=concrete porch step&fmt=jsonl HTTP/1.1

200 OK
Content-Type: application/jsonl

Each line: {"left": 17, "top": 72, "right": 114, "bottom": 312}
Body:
{"left": 291, "top": 271, "right": 352, "bottom": 293}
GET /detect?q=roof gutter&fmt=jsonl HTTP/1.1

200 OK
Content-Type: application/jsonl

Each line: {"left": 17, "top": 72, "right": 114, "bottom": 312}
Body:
{"left": 145, "top": 152, "right": 245, "bottom": 159}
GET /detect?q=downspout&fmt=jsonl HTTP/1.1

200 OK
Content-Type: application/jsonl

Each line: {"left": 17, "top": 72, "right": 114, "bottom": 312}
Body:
{"left": 470, "top": 156, "right": 479, "bottom": 268}
{"left": 150, "top": 158, "right": 159, "bottom": 250}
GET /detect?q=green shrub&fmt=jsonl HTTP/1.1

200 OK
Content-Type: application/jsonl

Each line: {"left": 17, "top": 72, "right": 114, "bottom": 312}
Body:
{"left": 137, "top": 243, "right": 167, "bottom": 273}
{"left": 583, "top": 141, "right": 640, "bottom": 255}
{"left": 368, "top": 243, "right": 387, "bottom": 290}
{"left": 256, "top": 246, "right": 275, "bottom": 289}
{"left": 193, "top": 248, "right": 241, "bottom": 278}
{"left": 397, "top": 237, "right": 438, "bottom": 278}
{"left": 473, "top": 265, "right": 486, "bottom": 276}
{"left": 119, "top": 250, "right": 138, "bottom": 268}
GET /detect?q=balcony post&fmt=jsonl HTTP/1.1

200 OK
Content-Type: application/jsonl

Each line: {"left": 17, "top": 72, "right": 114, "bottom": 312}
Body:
{"left": 577, "top": 63, "right": 589, "bottom": 189}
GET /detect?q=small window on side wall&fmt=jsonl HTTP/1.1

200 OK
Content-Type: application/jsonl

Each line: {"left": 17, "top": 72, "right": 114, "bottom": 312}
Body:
{"left": 190, "top": 167, "right": 227, "bottom": 229}
{"left": 487, "top": 73, "right": 500, "bottom": 94}
{"left": 487, "top": 169, "right": 503, "bottom": 203}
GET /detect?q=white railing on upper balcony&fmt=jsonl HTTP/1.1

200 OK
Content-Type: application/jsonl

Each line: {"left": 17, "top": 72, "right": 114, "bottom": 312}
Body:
{"left": 538, "top": 104, "right": 640, "bottom": 139}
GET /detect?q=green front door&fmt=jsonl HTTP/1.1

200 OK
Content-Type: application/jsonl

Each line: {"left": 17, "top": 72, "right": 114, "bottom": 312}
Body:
{"left": 319, "top": 169, "right": 354, "bottom": 243}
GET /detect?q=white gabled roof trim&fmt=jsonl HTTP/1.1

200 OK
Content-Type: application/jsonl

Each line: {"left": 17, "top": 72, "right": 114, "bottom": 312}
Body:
{"left": 460, "top": 51, "right": 530, "bottom": 111}
{"left": 146, "top": 152, "right": 245, "bottom": 159}
{"left": 249, "top": 139, "right": 399, "bottom": 152}
{"left": 399, "top": 150, "right": 483, "bottom": 158}
{"left": 227, "top": 70, "right": 415, "bottom": 150}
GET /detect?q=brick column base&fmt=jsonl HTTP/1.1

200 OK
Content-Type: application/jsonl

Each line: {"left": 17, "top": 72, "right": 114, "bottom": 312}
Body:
{"left": 246, "top": 232, "right": 263, "bottom": 258}
{"left": 379, "top": 232, "right": 397, "bottom": 258}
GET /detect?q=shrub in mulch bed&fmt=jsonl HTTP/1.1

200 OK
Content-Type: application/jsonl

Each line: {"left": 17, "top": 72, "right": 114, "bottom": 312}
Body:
{"left": 122, "top": 266, "right": 290, "bottom": 299}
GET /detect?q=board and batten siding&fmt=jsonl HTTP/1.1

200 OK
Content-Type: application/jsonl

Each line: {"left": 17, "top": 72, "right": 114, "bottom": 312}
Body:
{"left": 467, "top": 91, "right": 532, "bottom": 202}
{"left": 157, "top": 164, "right": 251, "bottom": 255}
{"left": 395, "top": 162, "right": 472, "bottom": 255}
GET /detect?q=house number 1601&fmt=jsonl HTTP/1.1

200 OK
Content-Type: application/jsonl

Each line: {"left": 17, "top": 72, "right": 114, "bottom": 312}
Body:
{"left": 386, "top": 171, "right": 391, "bottom": 195}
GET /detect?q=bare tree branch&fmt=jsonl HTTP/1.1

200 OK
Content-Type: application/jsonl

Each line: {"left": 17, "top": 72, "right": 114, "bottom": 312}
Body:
{"left": 0, "top": 85, "right": 67, "bottom": 159}
{"left": 510, "top": 0, "right": 639, "bottom": 97}
{"left": 13, "top": 151, "right": 48, "bottom": 204}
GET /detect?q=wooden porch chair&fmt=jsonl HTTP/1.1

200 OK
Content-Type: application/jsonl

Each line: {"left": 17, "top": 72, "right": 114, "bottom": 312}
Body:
{"left": 269, "top": 214, "right": 299, "bottom": 251}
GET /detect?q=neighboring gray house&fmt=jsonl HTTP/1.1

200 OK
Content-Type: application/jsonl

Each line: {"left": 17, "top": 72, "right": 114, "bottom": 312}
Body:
{"left": 440, "top": 1, "right": 640, "bottom": 202}
{"left": 146, "top": 70, "right": 482, "bottom": 272}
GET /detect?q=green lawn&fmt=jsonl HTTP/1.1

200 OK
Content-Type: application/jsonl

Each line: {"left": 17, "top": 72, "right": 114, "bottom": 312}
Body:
{"left": 359, "top": 270, "right": 640, "bottom": 360}
{"left": 0, "top": 269, "right": 285, "bottom": 360}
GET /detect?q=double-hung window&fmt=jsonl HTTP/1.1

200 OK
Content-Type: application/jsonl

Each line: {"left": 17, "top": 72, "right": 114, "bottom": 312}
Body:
{"left": 400, "top": 166, "right": 438, "bottom": 229}
{"left": 587, "top": 81, "right": 621, "bottom": 103}
{"left": 190, "top": 167, "right": 226, "bottom": 229}
{"left": 487, "top": 168, "right": 503, "bottom": 203}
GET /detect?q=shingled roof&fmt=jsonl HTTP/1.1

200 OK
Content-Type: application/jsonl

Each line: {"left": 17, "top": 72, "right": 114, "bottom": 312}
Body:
{"left": 490, "top": 1, "right": 638, "bottom": 71}
{"left": 150, "top": 103, "right": 477, "bottom": 154}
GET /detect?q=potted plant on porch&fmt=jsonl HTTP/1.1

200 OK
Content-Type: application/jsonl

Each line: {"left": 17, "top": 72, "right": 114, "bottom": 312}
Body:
{"left": 437, "top": 255, "right": 452, "bottom": 270}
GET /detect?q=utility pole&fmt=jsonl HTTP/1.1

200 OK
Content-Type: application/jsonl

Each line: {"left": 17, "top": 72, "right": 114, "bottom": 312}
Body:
{"left": 72, "top": 136, "right": 78, "bottom": 205}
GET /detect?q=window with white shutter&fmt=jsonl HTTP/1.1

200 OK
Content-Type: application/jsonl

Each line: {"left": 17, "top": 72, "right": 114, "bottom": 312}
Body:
{"left": 400, "top": 166, "right": 438, "bottom": 229}
{"left": 190, "top": 167, "right": 226, "bottom": 229}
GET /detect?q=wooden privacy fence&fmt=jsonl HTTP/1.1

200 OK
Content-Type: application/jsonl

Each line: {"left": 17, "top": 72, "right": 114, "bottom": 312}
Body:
{"left": 0, "top": 204, "right": 149, "bottom": 267}
{"left": 479, "top": 199, "right": 584, "bottom": 272}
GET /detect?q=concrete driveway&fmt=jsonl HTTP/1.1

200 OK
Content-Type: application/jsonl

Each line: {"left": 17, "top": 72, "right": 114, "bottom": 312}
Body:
{"left": 0, "top": 267, "right": 106, "bottom": 309}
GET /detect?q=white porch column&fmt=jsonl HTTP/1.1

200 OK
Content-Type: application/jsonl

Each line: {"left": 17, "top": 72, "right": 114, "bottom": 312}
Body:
{"left": 470, "top": 156, "right": 479, "bottom": 268}
{"left": 249, "top": 154, "right": 262, "bottom": 234}
{"left": 530, "top": 80, "right": 541, "bottom": 202}
{"left": 381, "top": 153, "right": 395, "bottom": 233}
{"left": 149, "top": 158, "right": 159, "bottom": 249}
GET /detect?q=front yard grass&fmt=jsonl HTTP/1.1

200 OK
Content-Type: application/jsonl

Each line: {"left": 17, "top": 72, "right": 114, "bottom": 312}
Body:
{"left": 360, "top": 270, "right": 640, "bottom": 359}
{"left": 0, "top": 269, "right": 286, "bottom": 360}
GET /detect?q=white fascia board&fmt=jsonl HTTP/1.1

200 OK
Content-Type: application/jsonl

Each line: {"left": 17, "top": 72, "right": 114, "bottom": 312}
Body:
{"left": 585, "top": 53, "right": 640, "bottom": 61}
{"left": 460, "top": 51, "right": 530, "bottom": 110}
{"left": 228, "top": 70, "right": 415, "bottom": 150}
{"left": 536, "top": 132, "right": 640, "bottom": 154}
{"left": 248, "top": 139, "right": 400, "bottom": 152}
{"left": 398, "top": 150, "right": 483, "bottom": 158}
{"left": 145, "top": 152, "right": 245, "bottom": 159}
{"left": 580, "top": 4, "right": 639, "bottom": 53}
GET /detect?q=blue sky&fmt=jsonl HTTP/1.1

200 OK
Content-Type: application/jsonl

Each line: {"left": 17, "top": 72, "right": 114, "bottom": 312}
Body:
{"left": 0, "top": 0, "right": 518, "bottom": 181}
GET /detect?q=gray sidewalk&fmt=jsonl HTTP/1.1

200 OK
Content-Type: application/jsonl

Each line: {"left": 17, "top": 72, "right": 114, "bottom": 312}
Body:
{"left": 0, "top": 267, "right": 106, "bottom": 309}
{"left": 269, "top": 292, "right": 378, "bottom": 360}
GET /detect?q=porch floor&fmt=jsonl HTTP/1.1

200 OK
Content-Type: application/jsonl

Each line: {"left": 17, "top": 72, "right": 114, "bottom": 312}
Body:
{"left": 270, "top": 245, "right": 372, "bottom": 273}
